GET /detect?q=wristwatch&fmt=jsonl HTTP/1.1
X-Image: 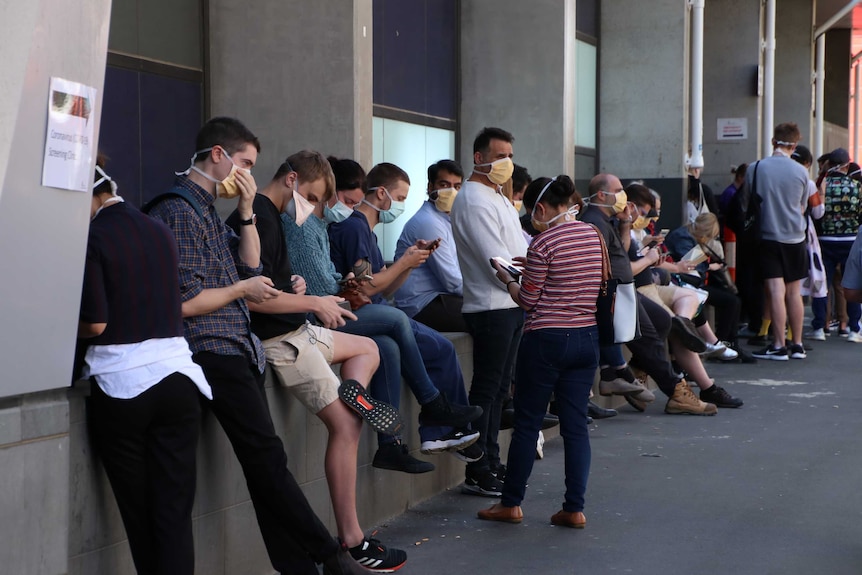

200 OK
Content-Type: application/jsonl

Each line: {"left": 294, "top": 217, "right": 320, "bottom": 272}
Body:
{"left": 239, "top": 214, "right": 257, "bottom": 226}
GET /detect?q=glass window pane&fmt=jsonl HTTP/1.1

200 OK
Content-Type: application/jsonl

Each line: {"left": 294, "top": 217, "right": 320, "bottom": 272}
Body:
{"left": 575, "top": 40, "right": 597, "bottom": 149}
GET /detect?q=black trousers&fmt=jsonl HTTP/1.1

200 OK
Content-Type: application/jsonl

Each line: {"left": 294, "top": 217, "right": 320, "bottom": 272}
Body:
{"left": 88, "top": 373, "right": 201, "bottom": 575}
{"left": 414, "top": 294, "right": 469, "bottom": 332}
{"left": 736, "top": 239, "right": 764, "bottom": 332}
{"left": 463, "top": 308, "right": 524, "bottom": 473}
{"left": 193, "top": 352, "right": 338, "bottom": 575}
{"left": 626, "top": 294, "right": 680, "bottom": 397}
{"left": 703, "top": 284, "right": 742, "bottom": 343}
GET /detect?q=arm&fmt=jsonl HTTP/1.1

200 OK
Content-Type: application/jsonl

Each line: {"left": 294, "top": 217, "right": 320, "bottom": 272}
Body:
{"left": 246, "top": 292, "right": 355, "bottom": 329}
{"left": 78, "top": 322, "right": 106, "bottom": 339}
{"left": 181, "top": 277, "right": 278, "bottom": 318}
{"left": 231, "top": 169, "right": 262, "bottom": 270}
{"left": 629, "top": 247, "right": 660, "bottom": 275}
{"left": 362, "top": 247, "right": 429, "bottom": 297}
{"left": 78, "top": 236, "right": 109, "bottom": 339}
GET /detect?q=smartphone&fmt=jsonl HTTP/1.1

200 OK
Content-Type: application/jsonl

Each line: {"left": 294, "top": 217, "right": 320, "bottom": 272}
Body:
{"left": 337, "top": 300, "right": 352, "bottom": 311}
{"left": 659, "top": 228, "right": 670, "bottom": 236}
{"left": 427, "top": 238, "right": 441, "bottom": 251}
{"left": 490, "top": 256, "right": 522, "bottom": 280}
{"left": 644, "top": 240, "right": 660, "bottom": 250}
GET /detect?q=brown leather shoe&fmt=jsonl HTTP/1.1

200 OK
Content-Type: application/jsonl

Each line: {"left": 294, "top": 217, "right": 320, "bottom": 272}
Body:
{"left": 477, "top": 503, "right": 523, "bottom": 523}
{"left": 550, "top": 510, "right": 586, "bottom": 528}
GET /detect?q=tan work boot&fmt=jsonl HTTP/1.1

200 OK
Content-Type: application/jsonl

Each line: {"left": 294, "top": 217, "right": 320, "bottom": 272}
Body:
{"left": 665, "top": 380, "right": 717, "bottom": 415}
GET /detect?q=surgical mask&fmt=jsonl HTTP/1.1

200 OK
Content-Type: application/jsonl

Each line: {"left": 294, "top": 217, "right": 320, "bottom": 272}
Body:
{"left": 285, "top": 185, "right": 315, "bottom": 226}
{"left": 324, "top": 200, "right": 353, "bottom": 224}
{"left": 94, "top": 165, "right": 119, "bottom": 195}
{"left": 431, "top": 188, "right": 458, "bottom": 213}
{"left": 363, "top": 187, "right": 405, "bottom": 224}
{"left": 513, "top": 200, "right": 523, "bottom": 212}
{"left": 632, "top": 215, "right": 650, "bottom": 230}
{"left": 529, "top": 178, "right": 579, "bottom": 232}
{"left": 589, "top": 190, "right": 628, "bottom": 214}
{"left": 178, "top": 147, "right": 248, "bottom": 199}
{"left": 475, "top": 157, "right": 514, "bottom": 185}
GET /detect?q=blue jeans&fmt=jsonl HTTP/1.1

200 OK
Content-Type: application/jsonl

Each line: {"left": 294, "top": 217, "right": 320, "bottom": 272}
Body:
{"left": 811, "top": 240, "right": 861, "bottom": 332}
{"left": 337, "top": 303, "right": 463, "bottom": 444}
{"left": 501, "top": 326, "right": 599, "bottom": 513}
{"left": 463, "top": 308, "right": 524, "bottom": 474}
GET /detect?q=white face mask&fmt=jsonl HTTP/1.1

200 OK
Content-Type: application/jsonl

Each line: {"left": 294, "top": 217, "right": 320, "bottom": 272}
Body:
{"left": 178, "top": 147, "right": 249, "bottom": 198}
{"left": 324, "top": 200, "right": 354, "bottom": 224}
{"left": 285, "top": 184, "right": 315, "bottom": 226}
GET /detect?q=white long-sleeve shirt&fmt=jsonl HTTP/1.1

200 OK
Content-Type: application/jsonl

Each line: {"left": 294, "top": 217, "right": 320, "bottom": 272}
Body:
{"left": 450, "top": 180, "right": 527, "bottom": 313}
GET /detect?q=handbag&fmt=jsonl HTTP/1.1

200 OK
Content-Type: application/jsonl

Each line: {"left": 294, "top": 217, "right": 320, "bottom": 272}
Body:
{"left": 595, "top": 230, "right": 640, "bottom": 346}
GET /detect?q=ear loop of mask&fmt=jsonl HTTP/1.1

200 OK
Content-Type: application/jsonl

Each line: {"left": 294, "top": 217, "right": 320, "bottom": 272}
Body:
{"left": 94, "top": 165, "right": 118, "bottom": 195}
{"left": 530, "top": 177, "right": 557, "bottom": 223}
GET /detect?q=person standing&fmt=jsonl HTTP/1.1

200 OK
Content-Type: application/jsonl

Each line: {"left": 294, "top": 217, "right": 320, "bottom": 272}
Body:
{"left": 476, "top": 175, "right": 601, "bottom": 528}
{"left": 451, "top": 127, "right": 528, "bottom": 496}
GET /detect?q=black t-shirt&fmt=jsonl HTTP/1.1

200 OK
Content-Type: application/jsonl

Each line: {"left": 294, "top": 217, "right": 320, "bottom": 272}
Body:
{"left": 580, "top": 205, "right": 634, "bottom": 283}
{"left": 227, "top": 194, "right": 306, "bottom": 340}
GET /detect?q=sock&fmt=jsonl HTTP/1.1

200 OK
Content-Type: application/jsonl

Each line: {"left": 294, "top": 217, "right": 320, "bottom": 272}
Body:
{"left": 758, "top": 319, "right": 771, "bottom": 337}
{"left": 616, "top": 366, "right": 636, "bottom": 383}
{"left": 600, "top": 366, "right": 616, "bottom": 380}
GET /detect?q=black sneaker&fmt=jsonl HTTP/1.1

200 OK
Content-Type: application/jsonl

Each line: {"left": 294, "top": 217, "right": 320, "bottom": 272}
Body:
{"left": 419, "top": 393, "right": 483, "bottom": 427}
{"left": 348, "top": 537, "right": 407, "bottom": 573}
{"left": 699, "top": 384, "right": 744, "bottom": 408}
{"left": 671, "top": 316, "right": 708, "bottom": 353}
{"left": 752, "top": 344, "right": 789, "bottom": 361}
{"left": 451, "top": 441, "right": 484, "bottom": 463}
{"left": 338, "top": 380, "right": 404, "bottom": 436}
{"left": 788, "top": 343, "right": 807, "bottom": 359}
{"left": 461, "top": 470, "right": 503, "bottom": 497}
{"left": 491, "top": 463, "right": 507, "bottom": 482}
{"left": 747, "top": 334, "right": 770, "bottom": 346}
{"left": 372, "top": 443, "right": 435, "bottom": 474}
{"left": 420, "top": 428, "right": 479, "bottom": 454}
{"left": 323, "top": 546, "right": 374, "bottom": 575}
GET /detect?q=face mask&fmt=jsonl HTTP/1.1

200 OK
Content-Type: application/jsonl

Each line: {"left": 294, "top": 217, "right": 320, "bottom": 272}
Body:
{"left": 589, "top": 190, "right": 628, "bottom": 214}
{"left": 513, "top": 200, "right": 523, "bottom": 212}
{"left": 431, "top": 188, "right": 458, "bottom": 213}
{"left": 363, "top": 187, "right": 405, "bottom": 224}
{"left": 179, "top": 147, "right": 248, "bottom": 198}
{"left": 285, "top": 185, "right": 315, "bottom": 226}
{"left": 324, "top": 200, "right": 353, "bottom": 224}
{"left": 475, "top": 157, "right": 514, "bottom": 185}
{"left": 529, "top": 177, "right": 578, "bottom": 232}
{"left": 632, "top": 215, "right": 649, "bottom": 230}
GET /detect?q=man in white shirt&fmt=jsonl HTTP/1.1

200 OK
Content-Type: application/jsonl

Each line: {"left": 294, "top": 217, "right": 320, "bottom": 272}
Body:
{"left": 451, "top": 127, "right": 528, "bottom": 497}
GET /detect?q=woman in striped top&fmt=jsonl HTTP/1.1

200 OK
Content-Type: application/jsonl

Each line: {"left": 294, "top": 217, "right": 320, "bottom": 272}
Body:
{"left": 478, "top": 175, "right": 603, "bottom": 529}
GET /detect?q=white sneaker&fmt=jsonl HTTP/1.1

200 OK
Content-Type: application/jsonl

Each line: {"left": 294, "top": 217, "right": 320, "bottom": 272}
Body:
{"left": 805, "top": 328, "right": 826, "bottom": 341}
{"left": 848, "top": 331, "right": 862, "bottom": 343}
{"left": 536, "top": 431, "right": 545, "bottom": 460}
{"left": 701, "top": 341, "right": 727, "bottom": 357}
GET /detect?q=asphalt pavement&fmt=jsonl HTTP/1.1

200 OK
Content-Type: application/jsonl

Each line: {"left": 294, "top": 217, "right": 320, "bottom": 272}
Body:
{"left": 369, "top": 332, "right": 862, "bottom": 575}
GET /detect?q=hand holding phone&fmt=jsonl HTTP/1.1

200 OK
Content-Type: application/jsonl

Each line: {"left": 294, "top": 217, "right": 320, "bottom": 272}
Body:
{"left": 490, "top": 256, "right": 522, "bottom": 280}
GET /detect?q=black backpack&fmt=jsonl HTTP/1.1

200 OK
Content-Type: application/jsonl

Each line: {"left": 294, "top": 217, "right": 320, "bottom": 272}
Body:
{"left": 142, "top": 187, "right": 204, "bottom": 220}
{"left": 725, "top": 160, "right": 761, "bottom": 241}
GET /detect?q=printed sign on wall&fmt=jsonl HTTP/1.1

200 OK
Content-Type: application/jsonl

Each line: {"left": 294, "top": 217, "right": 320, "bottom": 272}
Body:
{"left": 717, "top": 118, "right": 748, "bottom": 141}
{"left": 42, "top": 77, "right": 98, "bottom": 192}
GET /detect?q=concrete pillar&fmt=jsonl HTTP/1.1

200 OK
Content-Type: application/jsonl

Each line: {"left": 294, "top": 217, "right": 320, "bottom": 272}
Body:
{"left": 0, "top": 2, "right": 111, "bottom": 399}
{"left": 207, "top": 0, "right": 374, "bottom": 182}
{"left": 599, "top": 0, "right": 688, "bottom": 225}
{"left": 774, "top": 0, "right": 815, "bottom": 148}
{"left": 459, "top": 0, "right": 577, "bottom": 180}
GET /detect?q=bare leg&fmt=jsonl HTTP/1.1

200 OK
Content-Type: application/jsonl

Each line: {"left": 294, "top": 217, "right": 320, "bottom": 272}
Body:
{"left": 670, "top": 290, "right": 701, "bottom": 319}
{"left": 316, "top": 400, "right": 365, "bottom": 548}
{"left": 696, "top": 322, "right": 720, "bottom": 345}
{"left": 785, "top": 280, "right": 804, "bottom": 346}
{"left": 765, "top": 278, "right": 787, "bottom": 347}
{"left": 670, "top": 339, "right": 713, "bottom": 391}
{"left": 330, "top": 331, "right": 379, "bottom": 386}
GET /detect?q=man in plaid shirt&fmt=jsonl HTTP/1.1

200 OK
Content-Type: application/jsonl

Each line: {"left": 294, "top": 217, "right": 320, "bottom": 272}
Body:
{"left": 149, "top": 117, "right": 371, "bottom": 575}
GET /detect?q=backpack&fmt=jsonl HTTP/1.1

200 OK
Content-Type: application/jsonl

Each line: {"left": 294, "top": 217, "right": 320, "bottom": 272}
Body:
{"left": 725, "top": 160, "right": 761, "bottom": 241}
{"left": 142, "top": 187, "right": 205, "bottom": 220}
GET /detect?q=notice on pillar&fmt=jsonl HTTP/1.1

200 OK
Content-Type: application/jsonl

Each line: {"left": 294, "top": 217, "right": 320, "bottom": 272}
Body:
{"left": 41, "top": 77, "right": 97, "bottom": 192}
{"left": 717, "top": 118, "right": 748, "bottom": 141}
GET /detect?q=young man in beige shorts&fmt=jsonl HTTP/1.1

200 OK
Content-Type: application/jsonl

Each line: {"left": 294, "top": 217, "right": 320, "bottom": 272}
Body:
{"left": 227, "top": 149, "right": 407, "bottom": 572}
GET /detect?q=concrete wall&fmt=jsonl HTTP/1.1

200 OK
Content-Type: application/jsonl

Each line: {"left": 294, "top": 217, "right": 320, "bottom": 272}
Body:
{"left": 701, "top": 0, "right": 762, "bottom": 193}
{"left": 207, "top": 0, "right": 373, "bottom": 188}
{"left": 0, "top": 1, "right": 111, "bottom": 399}
{"left": 459, "top": 0, "right": 577, "bottom": 179}
{"left": 775, "top": 0, "right": 815, "bottom": 145}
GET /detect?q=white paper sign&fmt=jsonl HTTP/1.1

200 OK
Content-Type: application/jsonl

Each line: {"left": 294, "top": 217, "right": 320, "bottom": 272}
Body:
{"left": 717, "top": 118, "right": 748, "bottom": 141}
{"left": 41, "top": 77, "right": 98, "bottom": 192}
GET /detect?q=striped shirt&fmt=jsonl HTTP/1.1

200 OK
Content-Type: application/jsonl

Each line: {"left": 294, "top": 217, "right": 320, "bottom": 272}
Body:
{"left": 148, "top": 176, "right": 266, "bottom": 373}
{"left": 518, "top": 220, "right": 603, "bottom": 332}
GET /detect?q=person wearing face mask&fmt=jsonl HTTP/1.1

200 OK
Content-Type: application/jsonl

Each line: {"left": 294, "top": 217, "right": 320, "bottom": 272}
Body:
{"left": 478, "top": 175, "right": 603, "bottom": 527}
{"left": 79, "top": 155, "right": 210, "bottom": 575}
{"left": 148, "top": 118, "right": 371, "bottom": 575}
{"left": 225, "top": 150, "right": 408, "bottom": 572}
{"left": 323, "top": 157, "right": 367, "bottom": 225}
{"left": 392, "top": 159, "right": 467, "bottom": 333}
{"left": 449, "top": 127, "right": 528, "bottom": 497}
{"left": 328, "top": 161, "right": 484, "bottom": 472}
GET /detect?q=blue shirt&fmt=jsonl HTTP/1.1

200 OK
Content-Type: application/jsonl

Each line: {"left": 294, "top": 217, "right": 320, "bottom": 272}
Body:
{"left": 328, "top": 210, "right": 385, "bottom": 304}
{"left": 393, "top": 201, "right": 462, "bottom": 317}
{"left": 842, "top": 226, "right": 862, "bottom": 290}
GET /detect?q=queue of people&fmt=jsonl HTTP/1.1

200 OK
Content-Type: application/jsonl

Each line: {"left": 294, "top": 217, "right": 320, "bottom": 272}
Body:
{"left": 75, "top": 117, "right": 856, "bottom": 574}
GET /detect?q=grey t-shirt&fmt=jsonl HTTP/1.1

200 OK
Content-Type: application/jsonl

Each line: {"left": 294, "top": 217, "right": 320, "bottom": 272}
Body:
{"left": 841, "top": 226, "right": 862, "bottom": 291}
{"left": 746, "top": 153, "right": 809, "bottom": 244}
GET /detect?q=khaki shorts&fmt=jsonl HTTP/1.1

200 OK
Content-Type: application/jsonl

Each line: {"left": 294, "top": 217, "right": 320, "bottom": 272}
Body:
{"left": 262, "top": 323, "right": 339, "bottom": 414}
{"left": 637, "top": 284, "right": 675, "bottom": 316}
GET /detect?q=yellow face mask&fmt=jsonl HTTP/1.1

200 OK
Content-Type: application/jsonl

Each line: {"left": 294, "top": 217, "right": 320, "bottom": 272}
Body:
{"left": 217, "top": 164, "right": 241, "bottom": 199}
{"left": 513, "top": 200, "right": 523, "bottom": 212}
{"left": 432, "top": 188, "right": 458, "bottom": 213}
{"left": 632, "top": 215, "right": 650, "bottom": 230}
{"left": 475, "top": 157, "right": 514, "bottom": 185}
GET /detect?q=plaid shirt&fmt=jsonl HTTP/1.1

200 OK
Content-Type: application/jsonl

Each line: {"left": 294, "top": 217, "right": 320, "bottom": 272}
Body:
{"left": 148, "top": 176, "right": 266, "bottom": 372}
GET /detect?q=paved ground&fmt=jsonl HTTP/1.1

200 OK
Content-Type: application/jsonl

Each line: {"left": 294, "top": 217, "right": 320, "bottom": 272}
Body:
{"left": 370, "top": 333, "right": 862, "bottom": 575}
